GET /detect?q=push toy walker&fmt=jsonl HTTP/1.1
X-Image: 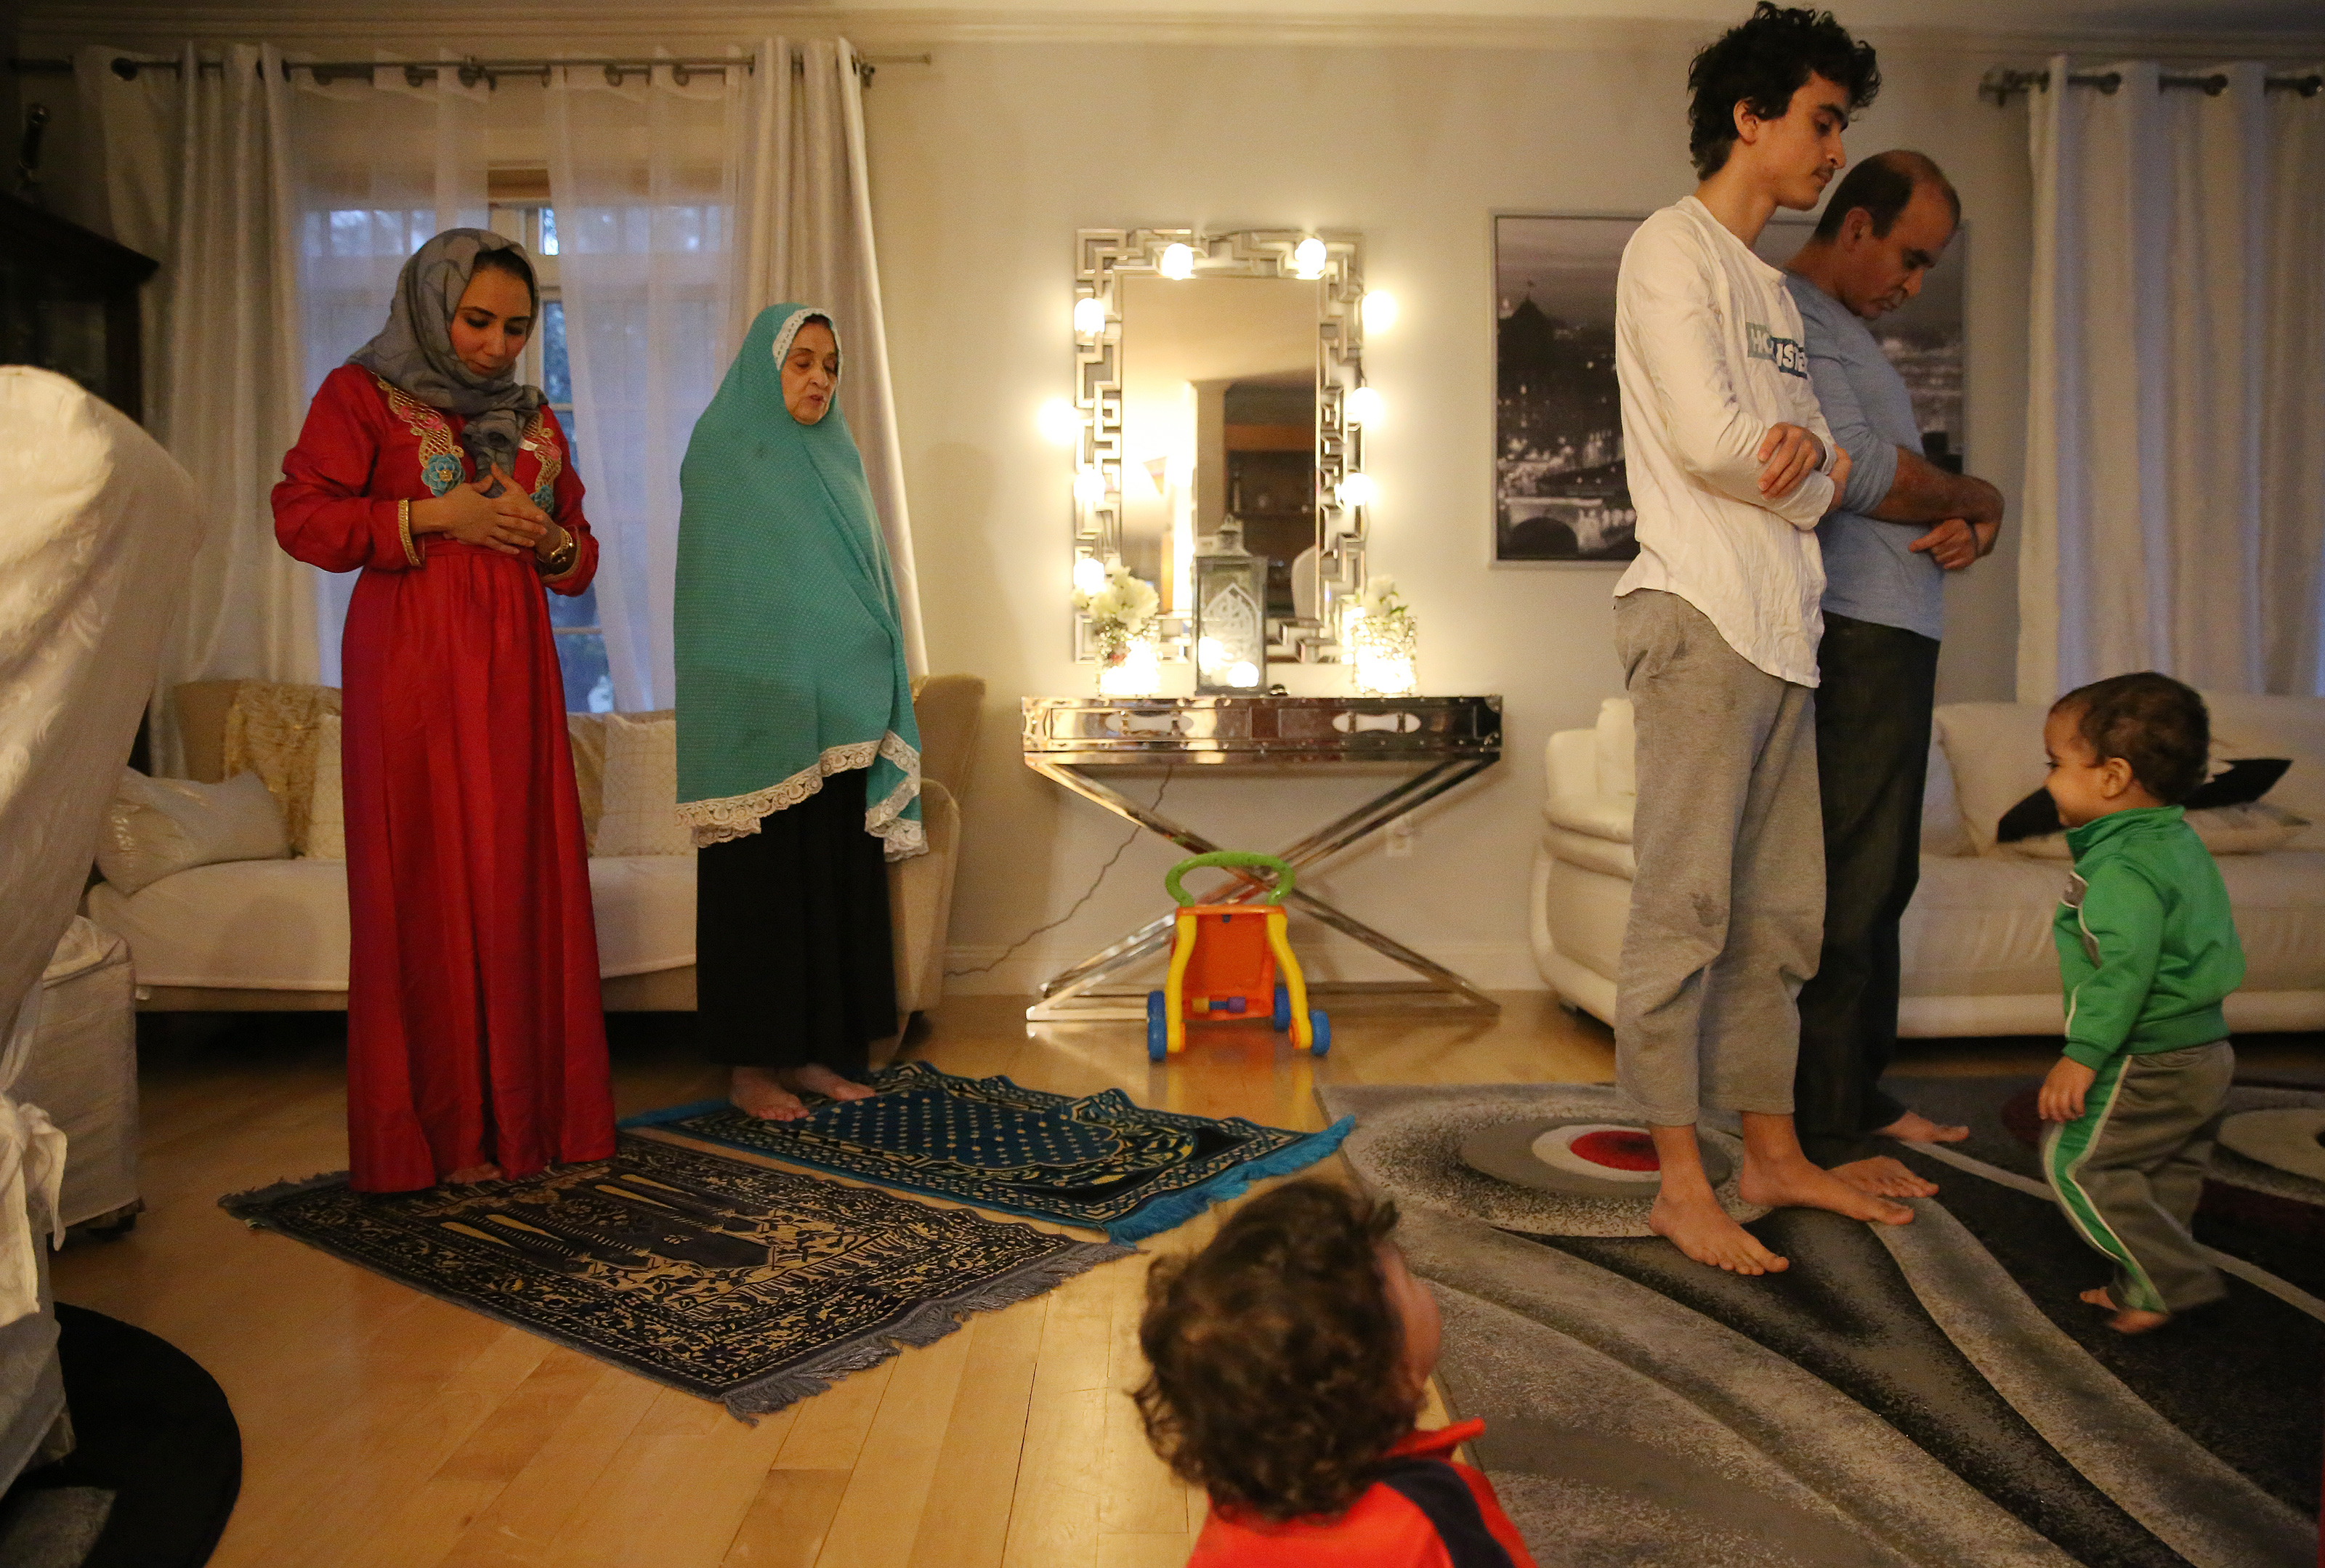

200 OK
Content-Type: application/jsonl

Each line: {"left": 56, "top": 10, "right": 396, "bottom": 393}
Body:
{"left": 1147, "top": 852, "right": 1330, "bottom": 1063}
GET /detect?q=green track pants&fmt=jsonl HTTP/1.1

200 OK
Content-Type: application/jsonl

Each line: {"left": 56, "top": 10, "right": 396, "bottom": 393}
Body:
{"left": 2040, "top": 1041, "right": 2234, "bottom": 1317}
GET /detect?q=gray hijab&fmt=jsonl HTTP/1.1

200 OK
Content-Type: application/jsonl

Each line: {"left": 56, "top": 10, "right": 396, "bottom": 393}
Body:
{"left": 347, "top": 228, "right": 543, "bottom": 482}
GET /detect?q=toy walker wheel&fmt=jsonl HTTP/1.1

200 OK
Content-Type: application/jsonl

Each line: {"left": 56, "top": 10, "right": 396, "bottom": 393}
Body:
{"left": 1271, "top": 982, "right": 1291, "bottom": 1032}
{"left": 1147, "top": 1010, "right": 1169, "bottom": 1062}
{"left": 1309, "top": 1011, "right": 1331, "bottom": 1056}
{"left": 1147, "top": 989, "right": 1166, "bottom": 1021}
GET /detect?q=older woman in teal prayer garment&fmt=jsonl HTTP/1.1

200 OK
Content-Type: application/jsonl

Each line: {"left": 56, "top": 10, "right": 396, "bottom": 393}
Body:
{"left": 674, "top": 304, "right": 925, "bottom": 1121}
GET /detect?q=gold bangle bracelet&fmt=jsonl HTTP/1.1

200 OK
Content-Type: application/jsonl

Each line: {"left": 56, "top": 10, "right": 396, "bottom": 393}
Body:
{"left": 398, "top": 498, "right": 425, "bottom": 568}
{"left": 538, "top": 528, "right": 578, "bottom": 578}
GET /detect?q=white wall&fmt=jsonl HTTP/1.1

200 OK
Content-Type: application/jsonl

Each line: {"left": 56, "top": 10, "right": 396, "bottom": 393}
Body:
{"left": 27, "top": 12, "right": 2300, "bottom": 997}
{"left": 868, "top": 36, "right": 2032, "bottom": 993}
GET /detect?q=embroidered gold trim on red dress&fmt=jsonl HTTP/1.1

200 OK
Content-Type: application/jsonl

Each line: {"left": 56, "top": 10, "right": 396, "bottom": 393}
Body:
{"left": 371, "top": 373, "right": 467, "bottom": 499}
{"left": 521, "top": 409, "right": 563, "bottom": 514}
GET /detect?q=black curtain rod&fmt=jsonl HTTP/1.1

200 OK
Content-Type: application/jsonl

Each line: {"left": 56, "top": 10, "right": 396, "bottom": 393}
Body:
{"left": 7, "top": 52, "right": 931, "bottom": 89}
{"left": 1981, "top": 65, "right": 2324, "bottom": 105}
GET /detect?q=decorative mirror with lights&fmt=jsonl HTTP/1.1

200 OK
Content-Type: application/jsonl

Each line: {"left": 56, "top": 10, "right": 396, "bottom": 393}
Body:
{"left": 1064, "top": 228, "right": 1381, "bottom": 674}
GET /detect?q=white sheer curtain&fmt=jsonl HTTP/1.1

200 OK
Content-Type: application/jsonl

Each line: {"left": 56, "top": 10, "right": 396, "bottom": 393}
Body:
{"left": 2018, "top": 58, "right": 2325, "bottom": 700}
{"left": 76, "top": 44, "right": 315, "bottom": 774}
{"left": 286, "top": 64, "right": 490, "bottom": 684}
{"left": 733, "top": 38, "right": 927, "bottom": 678}
{"left": 77, "top": 48, "right": 497, "bottom": 737}
{"left": 543, "top": 62, "right": 745, "bottom": 712}
{"left": 543, "top": 39, "right": 926, "bottom": 710}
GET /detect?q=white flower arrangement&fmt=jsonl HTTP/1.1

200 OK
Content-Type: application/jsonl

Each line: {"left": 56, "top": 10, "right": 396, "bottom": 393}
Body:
{"left": 1075, "top": 557, "right": 1160, "bottom": 660}
{"left": 1347, "top": 575, "right": 1410, "bottom": 627}
{"left": 1343, "top": 575, "right": 1418, "bottom": 697}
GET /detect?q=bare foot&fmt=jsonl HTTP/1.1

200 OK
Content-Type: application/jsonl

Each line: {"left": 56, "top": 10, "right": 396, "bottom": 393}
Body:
{"left": 1827, "top": 1155, "right": 1938, "bottom": 1199}
{"left": 444, "top": 1163, "right": 503, "bottom": 1185}
{"left": 1649, "top": 1189, "right": 1790, "bottom": 1275}
{"left": 2079, "top": 1286, "right": 2171, "bottom": 1335}
{"left": 731, "top": 1065, "right": 809, "bottom": 1121}
{"left": 1876, "top": 1110, "right": 1970, "bottom": 1144}
{"left": 1739, "top": 1154, "right": 1915, "bottom": 1226}
{"left": 781, "top": 1064, "right": 876, "bottom": 1104}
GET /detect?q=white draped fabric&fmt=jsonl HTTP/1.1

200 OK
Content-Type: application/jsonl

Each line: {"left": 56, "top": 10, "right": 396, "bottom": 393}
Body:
{"left": 2019, "top": 58, "right": 2325, "bottom": 700}
{"left": 543, "top": 39, "right": 926, "bottom": 709}
{"left": 544, "top": 63, "right": 746, "bottom": 712}
{"left": 288, "top": 65, "right": 490, "bottom": 684}
{"left": 734, "top": 39, "right": 927, "bottom": 679}
{"left": 0, "top": 370, "right": 203, "bottom": 1320}
{"left": 77, "top": 44, "right": 315, "bottom": 772}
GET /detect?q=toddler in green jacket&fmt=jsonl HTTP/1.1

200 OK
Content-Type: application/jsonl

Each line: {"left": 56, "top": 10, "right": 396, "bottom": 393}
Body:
{"left": 2036, "top": 671, "right": 2246, "bottom": 1334}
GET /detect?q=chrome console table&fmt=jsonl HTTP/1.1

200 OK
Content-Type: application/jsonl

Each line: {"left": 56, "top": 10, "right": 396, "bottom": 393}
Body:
{"left": 1021, "top": 695, "right": 1503, "bottom": 1022}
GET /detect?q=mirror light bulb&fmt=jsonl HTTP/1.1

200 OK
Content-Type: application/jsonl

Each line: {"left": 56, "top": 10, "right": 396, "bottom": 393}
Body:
{"left": 1037, "top": 398, "right": 1079, "bottom": 448}
{"left": 1073, "top": 468, "right": 1107, "bottom": 506}
{"left": 1293, "top": 236, "right": 1327, "bottom": 278}
{"left": 1338, "top": 471, "right": 1378, "bottom": 509}
{"left": 1361, "top": 291, "right": 1399, "bottom": 334}
{"left": 1346, "top": 387, "right": 1383, "bottom": 427}
{"left": 1072, "top": 296, "right": 1106, "bottom": 336}
{"left": 1072, "top": 555, "right": 1107, "bottom": 596}
{"left": 1159, "top": 243, "right": 1196, "bottom": 280}
{"left": 1226, "top": 660, "right": 1261, "bottom": 689}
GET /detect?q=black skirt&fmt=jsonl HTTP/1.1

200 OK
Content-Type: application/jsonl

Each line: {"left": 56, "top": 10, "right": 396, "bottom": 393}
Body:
{"left": 695, "top": 767, "right": 897, "bottom": 1073}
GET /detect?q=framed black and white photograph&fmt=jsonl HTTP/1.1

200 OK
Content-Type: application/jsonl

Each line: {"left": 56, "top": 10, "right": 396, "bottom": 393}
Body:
{"left": 1492, "top": 213, "right": 1967, "bottom": 565}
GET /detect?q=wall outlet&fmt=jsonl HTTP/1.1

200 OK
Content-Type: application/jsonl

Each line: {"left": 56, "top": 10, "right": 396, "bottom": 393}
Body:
{"left": 1386, "top": 817, "right": 1415, "bottom": 859}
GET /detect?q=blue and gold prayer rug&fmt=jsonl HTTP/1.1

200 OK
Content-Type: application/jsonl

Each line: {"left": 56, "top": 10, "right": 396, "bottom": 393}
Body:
{"left": 220, "top": 1133, "right": 1130, "bottom": 1419}
{"left": 621, "top": 1059, "right": 1355, "bottom": 1242}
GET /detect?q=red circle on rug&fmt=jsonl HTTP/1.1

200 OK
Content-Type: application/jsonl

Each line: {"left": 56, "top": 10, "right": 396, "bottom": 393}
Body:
{"left": 1569, "top": 1129, "right": 1660, "bottom": 1171}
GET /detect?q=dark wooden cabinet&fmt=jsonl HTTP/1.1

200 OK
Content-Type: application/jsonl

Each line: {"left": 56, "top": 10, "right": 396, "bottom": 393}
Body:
{"left": 0, "top": 192, "right": 158, "bottom": 421}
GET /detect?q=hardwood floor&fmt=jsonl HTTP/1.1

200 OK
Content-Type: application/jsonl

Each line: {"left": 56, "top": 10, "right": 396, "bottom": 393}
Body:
{"left": 52, "top": 999, "right": 2316, "bottom": 1567}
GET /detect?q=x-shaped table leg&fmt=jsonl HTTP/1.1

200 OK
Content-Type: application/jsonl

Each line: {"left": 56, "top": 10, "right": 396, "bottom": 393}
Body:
{"left": 1023, "top": 756, "right": 1500, "bottom": 1021}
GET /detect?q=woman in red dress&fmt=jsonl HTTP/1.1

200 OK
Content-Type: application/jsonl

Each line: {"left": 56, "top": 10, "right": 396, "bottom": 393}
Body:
{"left": 273, "top": 229, "right": 615, "bottom": 1193}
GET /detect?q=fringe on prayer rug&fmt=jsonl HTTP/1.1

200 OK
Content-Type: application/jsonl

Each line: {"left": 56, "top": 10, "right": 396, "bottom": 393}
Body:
{"left": 220, "top": 1133, "right": 1131, "bottom": 1420}
{"left": 621, "top": 1059, "right": 1355, "bottom": 1243}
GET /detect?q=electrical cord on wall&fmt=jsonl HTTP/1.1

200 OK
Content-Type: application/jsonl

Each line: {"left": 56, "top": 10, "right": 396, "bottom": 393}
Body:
{"left": 945, "top": 768, "right": 1174, "bottom": 977}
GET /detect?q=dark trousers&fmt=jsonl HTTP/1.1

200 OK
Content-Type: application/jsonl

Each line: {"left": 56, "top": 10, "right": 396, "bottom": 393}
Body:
{"left": 695, "top": 767, "right": 897, "bottom": 1078}
{"left": 1793, "top": 613, "right": 1941, "bottom": 1165}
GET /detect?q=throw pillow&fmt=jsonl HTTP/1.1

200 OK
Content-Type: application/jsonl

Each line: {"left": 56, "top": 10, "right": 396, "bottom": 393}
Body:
{"left": 2204, "top": 693, "right": 2325, "bottom": 850}
{"left": 305, "top": 714, "right": 346, "bottom": 860}
{"left": 2185, "top": 756, "right": 2292, "bottom": 809}
{"left": 95, "top": 769, "right": 292, "bottom": 895}
{"left": 1996, "top": 758, "right": 2295, "bottom": 846}
{"left": 219, "top": 681, "right": 341, "bottom": 851}
{"left": 2005, "top": 801, "right": 2308, "bottom": 860}
{"left": 1933, "top": 702, "right": 2052, "bottom": 857}
{"left": 593, "top": 712, "right": 691, "bottom": 857}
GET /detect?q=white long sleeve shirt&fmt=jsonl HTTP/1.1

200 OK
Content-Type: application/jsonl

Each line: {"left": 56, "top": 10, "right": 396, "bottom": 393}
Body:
{"left": 1614, "top": 196, "right": 1837, "bottom": 686}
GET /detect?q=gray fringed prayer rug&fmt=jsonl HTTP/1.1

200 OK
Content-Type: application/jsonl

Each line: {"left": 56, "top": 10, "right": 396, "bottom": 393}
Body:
{"left": 220, "top": 1133, "right": 1130, "bottom": 1419}
{"left": 1321, "top": 1080, "right": 2322, "bottom": 1568}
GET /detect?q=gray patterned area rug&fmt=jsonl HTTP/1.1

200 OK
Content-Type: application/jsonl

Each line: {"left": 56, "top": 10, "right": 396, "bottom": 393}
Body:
{"left": 1319, "top": 1080, "right": 2321, "bottom": 1568}
{"left": 222, "top": 1134, "right": 1131, "bottom": 1419}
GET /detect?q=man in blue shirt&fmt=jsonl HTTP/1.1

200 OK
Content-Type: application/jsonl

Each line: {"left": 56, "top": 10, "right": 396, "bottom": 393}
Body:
{"left": 1782, "top": 151, "right": 2005, "bottom": 1194}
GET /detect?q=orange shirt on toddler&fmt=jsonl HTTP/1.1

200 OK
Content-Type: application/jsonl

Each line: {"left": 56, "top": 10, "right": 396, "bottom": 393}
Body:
{"left": 1187, "top": 1421, "right": 1536, "bottom": 1568}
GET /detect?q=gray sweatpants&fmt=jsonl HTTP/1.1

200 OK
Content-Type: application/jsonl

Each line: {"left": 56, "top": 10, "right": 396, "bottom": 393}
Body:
{"left": 1613, "top": 589, "right": 1824, "bottom": 1127}
{"left": 2042, "top": 1042, "right": 2234, "bottom": 1316}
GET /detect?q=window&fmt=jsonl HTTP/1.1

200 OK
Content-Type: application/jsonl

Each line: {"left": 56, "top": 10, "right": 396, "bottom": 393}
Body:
{"left": 490, "top": 200, "right": 613, "bottom": 714}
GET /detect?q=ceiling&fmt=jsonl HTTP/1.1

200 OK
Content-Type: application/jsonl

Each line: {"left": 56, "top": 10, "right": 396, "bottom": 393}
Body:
{"left": 17, "top": 0, "right": 2324, "bottom": 49}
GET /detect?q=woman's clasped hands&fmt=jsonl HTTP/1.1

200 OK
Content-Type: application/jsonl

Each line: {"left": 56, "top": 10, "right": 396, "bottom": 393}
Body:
{"left": 412, "top": 465, "right": 555, "bottom": 556}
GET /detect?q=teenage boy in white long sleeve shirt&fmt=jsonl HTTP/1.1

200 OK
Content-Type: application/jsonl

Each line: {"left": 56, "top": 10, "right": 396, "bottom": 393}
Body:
{"left": 1612, "top": 3, "right": 1912, "bottom": 1277}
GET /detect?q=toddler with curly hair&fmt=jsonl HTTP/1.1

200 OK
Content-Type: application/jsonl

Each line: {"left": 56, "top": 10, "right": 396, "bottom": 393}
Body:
{"left": 1135, "top": 1179, "right": 1535, "bottom": 1567}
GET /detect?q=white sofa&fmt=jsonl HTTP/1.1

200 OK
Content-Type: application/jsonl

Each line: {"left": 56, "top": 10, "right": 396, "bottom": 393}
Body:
{"left": 1532, "top": 693, "right": 2325, "bottom": 1037}
{"left": 85, "top": 676, "right": 984, "bottom": 1017}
